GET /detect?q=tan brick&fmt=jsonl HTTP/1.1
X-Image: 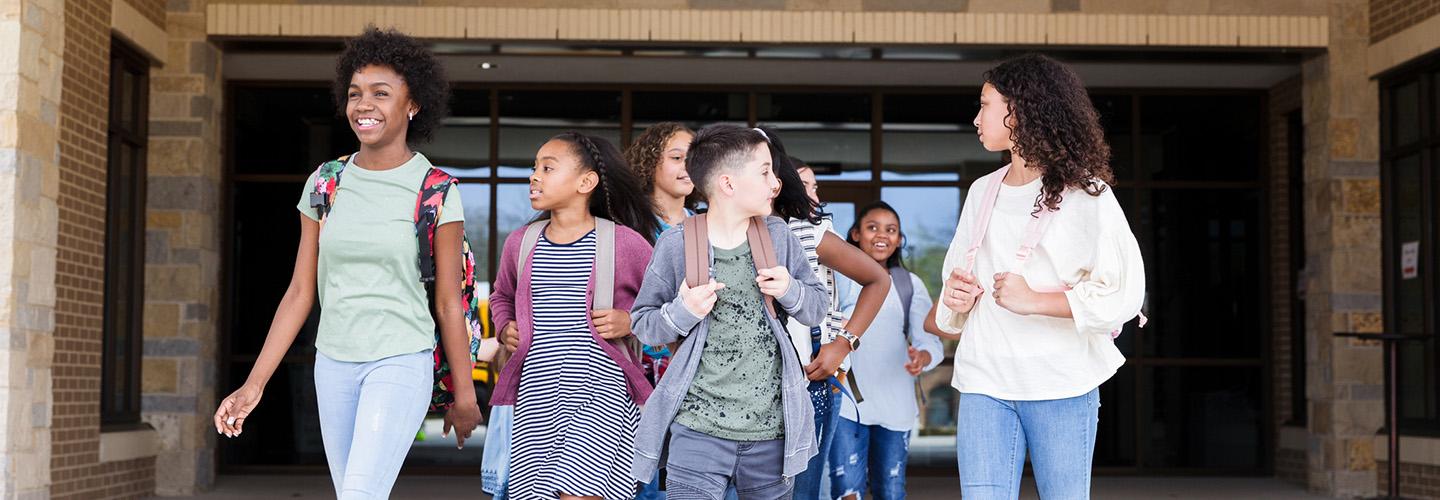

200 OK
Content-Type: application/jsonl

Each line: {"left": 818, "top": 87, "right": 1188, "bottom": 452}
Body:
{"left": 142, "top": 359, "right": 178, "bottom": 393}
{"left": 1340, "top": 178, "right": 1379, "bottom": 214}
{"left": 144, "top": 302, "right": 181, "bottom": 338}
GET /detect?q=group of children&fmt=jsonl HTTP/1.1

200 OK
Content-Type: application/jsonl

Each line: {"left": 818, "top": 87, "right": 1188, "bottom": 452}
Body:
{"left": 215, "top": 26, "right": 1146, "bottom": 500}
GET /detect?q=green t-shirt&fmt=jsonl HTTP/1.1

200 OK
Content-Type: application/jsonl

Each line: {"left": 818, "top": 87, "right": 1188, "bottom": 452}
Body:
{"left": 676, "top": 242, "right": 784, "bottom": 441}
{"left": 296, "top": 152, "right": 463, "bottom": 362}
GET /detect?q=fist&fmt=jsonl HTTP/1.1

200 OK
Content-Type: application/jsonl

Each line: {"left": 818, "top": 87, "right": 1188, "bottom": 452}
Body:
{"left": 592, "top": 309, "right": 633, "bottom": 339}
{"left": 500, "top": 321, "right": 519, "bottom": 351}
{"left": 942, "top": 268, "right": 983, "bottom": 314}
{"left": 755, "top": 266, "right": 791, "bottom": 299}
{"left": 992, "top": 272, "right": 1038, "bottom": 315}
{"left": 681, "top": 280, "right": 726, "bottom": 318}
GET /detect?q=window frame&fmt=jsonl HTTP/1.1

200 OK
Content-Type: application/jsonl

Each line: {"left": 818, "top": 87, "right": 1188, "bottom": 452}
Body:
{"left": 101, "top": 39, "right": 150, "bottom": 427}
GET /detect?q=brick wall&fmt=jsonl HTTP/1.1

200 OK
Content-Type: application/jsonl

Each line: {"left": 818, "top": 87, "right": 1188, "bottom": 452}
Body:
{"left": 124, "top": 0, "right": 167, "bottom": 27}
{"left": 1270, "top": 75, "right": 1302, "bottom": 428}
{"left": 1379, "top": 461, "right": 1440, "bottom": 499}
{"left": 1371, "top": 0, "right": 1440, "bottom": 43}
{"left": 206, "top": 0, "right": 1330, "bottom": 15}
{"left": 53, "top": 0, "right": 157, "bottom": 498}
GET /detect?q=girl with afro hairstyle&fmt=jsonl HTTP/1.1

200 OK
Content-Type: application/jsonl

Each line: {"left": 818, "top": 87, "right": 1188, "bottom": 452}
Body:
{"left": 930, "top": 53, "right": 1146, "bottom": 499}
{"left": 214, "top": 26, "right": 482, "bottom": 499}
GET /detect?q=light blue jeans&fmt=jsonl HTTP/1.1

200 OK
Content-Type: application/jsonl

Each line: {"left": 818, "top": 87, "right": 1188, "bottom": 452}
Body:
{"left": 315, "top": 350, "right": 433, "bottom": 499}
{"left": 955, "top": 388, "right": 1100, "bottom": 500}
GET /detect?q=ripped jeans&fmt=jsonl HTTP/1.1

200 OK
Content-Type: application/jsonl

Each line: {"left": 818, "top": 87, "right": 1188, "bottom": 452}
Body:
{"left": 828, "top": 416, "right": 910, "bottom": 499}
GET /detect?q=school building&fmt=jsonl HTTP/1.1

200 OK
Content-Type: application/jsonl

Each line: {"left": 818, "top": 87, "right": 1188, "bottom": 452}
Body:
{"left": 1, "top": 0, "right": 1439, "bottom": 498}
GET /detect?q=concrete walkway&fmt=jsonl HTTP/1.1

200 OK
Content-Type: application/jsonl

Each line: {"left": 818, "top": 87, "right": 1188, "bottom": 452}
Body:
{"left": 153, "top": 474, "right": 1329, "bottom": 499}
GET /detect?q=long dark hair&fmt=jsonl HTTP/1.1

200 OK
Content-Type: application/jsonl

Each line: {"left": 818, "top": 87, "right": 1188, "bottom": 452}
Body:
{"left": 541, "top": 132, "right": 660, "bottom": 244}
{"left": 757, "top": 126, "right": 824, "bottom": 225}
{"left": 846, "top": 201, "right": 906, "bottom": 270}
{"left": 983, "top": 53, "right": 1113, "bottom": 214}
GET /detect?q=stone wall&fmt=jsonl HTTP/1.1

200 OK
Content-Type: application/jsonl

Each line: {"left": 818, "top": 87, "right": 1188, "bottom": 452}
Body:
{"left": 140, "top": 0, "right": 223, "bottom": 494}
{"left": 1300, "top": 0, "right": 1385, "bottom": 496}
{"left": 0, "top": 0, "right": 64, "bottom": 498}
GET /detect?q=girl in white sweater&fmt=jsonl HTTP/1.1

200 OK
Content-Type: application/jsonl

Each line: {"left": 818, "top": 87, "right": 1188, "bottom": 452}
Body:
{"left": 930, "top": 53, "right": 1146, "bottom": 500}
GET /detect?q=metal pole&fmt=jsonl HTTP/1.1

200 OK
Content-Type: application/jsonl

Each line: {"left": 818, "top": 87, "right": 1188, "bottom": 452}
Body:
{"left": 1389, "top": 338, "right": 1400, "bottom": 499}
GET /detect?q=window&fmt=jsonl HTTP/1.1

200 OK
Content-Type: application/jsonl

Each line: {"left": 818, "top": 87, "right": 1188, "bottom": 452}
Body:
{"left": 1385, "top": 54, "right": 1440, "bottom": 430}
{"left": 101, "top": 40, "right": 150, "bottom": 426}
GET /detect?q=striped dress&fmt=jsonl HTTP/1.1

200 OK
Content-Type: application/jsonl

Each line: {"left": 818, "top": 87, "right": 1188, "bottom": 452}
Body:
{"left": 508, "top": 230, "right": 640, "bottom": 500}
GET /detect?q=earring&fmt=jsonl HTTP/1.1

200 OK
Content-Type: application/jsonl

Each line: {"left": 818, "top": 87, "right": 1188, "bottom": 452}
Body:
{"left": 408, "top": 111, "right": 415, "bottom": 121}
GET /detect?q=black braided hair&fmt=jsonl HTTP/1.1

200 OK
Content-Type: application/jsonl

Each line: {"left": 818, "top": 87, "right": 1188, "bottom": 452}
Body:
{"left": 546, "top": 132, "right": 661, "bottom": 244}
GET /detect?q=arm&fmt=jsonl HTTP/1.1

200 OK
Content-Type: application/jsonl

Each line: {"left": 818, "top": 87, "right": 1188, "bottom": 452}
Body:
{"left": 631, "top": 233, "right": 705, "bottom": 346}
{"left": 489, "top": 230, "right": 520, "bottom": 348}
{"left": 815, "top": 231, "right": 888, "bottom": 339}
{"left": 435, "top": 222, "right": 482, "bottom": 446}
{"left": 215, "top": 213, "right": 319, "bottom": 437}
{"left": 924, "top": 302, "right": 961, "bottom": 342}
{"left": 774, "top": 230, "right": 831, "bottom": 327}
{"left": 908, "top": 276, "right": 945, "bottom": 372}
{"left": 1063, "top": 208, "right": 1147, "bottom": 336}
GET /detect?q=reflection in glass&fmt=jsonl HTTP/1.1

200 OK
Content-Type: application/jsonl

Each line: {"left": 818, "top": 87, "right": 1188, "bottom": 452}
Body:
{"left": 633, "top": 91, "right": 747, "bottom": 130}
{"left": 497, "top": 184, "right": 541, "bottom": 248}
{"left": 499, "top": 91, "right": 621, "bottom": 177}
{"left": 882, "top": 94, "right": 998, "bottom": 181}
{"left": 1139, "top": 95, "right": 1262, "bottom": 182}
{"left": 758, "top": 93, "right": 871, "bottom": 180}
{"left": 1392, "top": 81, "right": 1421, "bottom": 147}
{"left": 1144, "top": 367, "right": 1261, "bottom": 468}
{"left": 881, "top": 187, "right": 961, "bottom": 302}
{"left": 458, "top": 184, "right": 492, "bottom": 289}
{"left": 1140, "top": 189, "right": 1261, "bottom": 359}
{"left": 1393, "top": 153, "right": 1434, "bottom": 420}
{"left": 1093, "top": 94, "right": 1134, "bottom": 181}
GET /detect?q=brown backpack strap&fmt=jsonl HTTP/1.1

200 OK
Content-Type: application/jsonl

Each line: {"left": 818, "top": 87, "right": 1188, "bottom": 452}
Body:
{"left": 682, "top": 214, "right": 709, "bottom": 289}
{"left": 746, "top": 216, "right": 778, "bottom": 318}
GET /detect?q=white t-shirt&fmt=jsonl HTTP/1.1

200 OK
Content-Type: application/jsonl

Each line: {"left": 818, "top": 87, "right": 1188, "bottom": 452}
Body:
{"left": 935, "top": 173, "right": 1145, "bottom": 401}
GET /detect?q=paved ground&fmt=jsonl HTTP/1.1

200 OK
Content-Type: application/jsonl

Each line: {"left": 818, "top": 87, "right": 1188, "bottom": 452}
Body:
{"left": 153, "top": 474, "right": 1329, "bottom": 499}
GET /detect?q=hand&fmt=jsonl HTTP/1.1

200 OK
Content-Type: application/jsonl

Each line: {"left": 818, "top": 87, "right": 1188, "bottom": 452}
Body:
{"left": 905, "top": 346, "right": 932, "bottom": 376}
{"left": 755, "top": 266, "right": 791, "bottom": 299}
{"left": 500, "top": 321, "right": 519, "bottom": 351}
{"left": 442, "top": 397, "right": 483, "bottom": 450}
{"left": 680, "top": 280, "right": 726, "bottom": 318}
{"left": 592, "top": 309, "right": 633, "bottom": 340}
{"left": 214, "top": 383, "right": 263, "bottom": 438}
{"left": 942, "top": 269, "right": 983, "bottom": 314}
{"left": 804, "top": 341, "right": 851, "bottom": 381}
{"left": 993, "top": 272, "right": 1038, "bottom": 315}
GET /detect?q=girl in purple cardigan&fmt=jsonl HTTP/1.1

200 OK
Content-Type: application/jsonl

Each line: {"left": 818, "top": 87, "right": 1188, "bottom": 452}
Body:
{"left": 489, "top": 132, "right": 659, "bottom": 500}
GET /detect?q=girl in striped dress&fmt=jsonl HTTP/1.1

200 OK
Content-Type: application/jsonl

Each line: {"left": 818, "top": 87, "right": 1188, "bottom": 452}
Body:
{"left": 489, "top": 132, "right": 659, "bottom": 500}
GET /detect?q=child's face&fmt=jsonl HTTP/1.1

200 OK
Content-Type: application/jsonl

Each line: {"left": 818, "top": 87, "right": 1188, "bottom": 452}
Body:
{"left": 654, "top": 130, "right": 694, "bottom": 199}
{"left": 346, "top": 64, "right": 416, "bottom": 149}
{"left": 718, "top": 143, "right": 779, "bottom": 217}
{"left": 974, "top": 83, "right": 1016, "bottom": 153}
{"left": 530, "top": 139, "right": 596, "bottom": 211}
{"left": 797, "top": 166, "right": 820, "bottom": 205}
{"left": 851, "top": 208, "right": 900, "bottom": 264}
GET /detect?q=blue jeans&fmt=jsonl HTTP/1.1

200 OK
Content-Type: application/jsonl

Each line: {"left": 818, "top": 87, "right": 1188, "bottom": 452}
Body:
{"left": 314, "top": 350, "right": 433, "bottom": 499}
{"left": 955, "top": 388, "right": 1100, "bottom": 500}
{"left": 793, "top": 377, "right": 841, "bottom": 499}
{"left": 828, "top": 417, "right": 910, "bottom": 499}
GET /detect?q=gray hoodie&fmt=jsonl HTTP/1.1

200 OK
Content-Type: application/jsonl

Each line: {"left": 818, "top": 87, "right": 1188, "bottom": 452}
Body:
{"left": 629, "top": 215, "right": 830, "bottom": 482}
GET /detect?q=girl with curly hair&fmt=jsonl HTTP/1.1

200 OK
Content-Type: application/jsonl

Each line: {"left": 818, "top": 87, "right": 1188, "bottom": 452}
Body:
{"left": 930, "top": 53, "right": 1145, "bottom": 499}
{"left": 213, "top": 26, "right": 481, "bottom": 499}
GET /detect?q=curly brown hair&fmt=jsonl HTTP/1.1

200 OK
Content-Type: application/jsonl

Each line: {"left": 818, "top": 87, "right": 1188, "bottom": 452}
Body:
{"left": 984, "top": 53, "right": 1113, "bottom": 213}
{"left": 624, "top": 122, "right": 693, "bottom": 196}
{"left": 332, "top": 26, "right": 450, "bottom": 145}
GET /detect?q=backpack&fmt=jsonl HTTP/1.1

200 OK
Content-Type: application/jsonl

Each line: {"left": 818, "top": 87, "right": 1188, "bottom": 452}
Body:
{"left": 310, "top": 155, "right": 484, "bottom": 413}
{"left": 516, "top": 217, "right": 643, "bottom": 363}
{"left": 888, "top": 266, "right": 926, "bottom": 405}
{"left": 681, "top": 214, "right": 779, "bottom": 318}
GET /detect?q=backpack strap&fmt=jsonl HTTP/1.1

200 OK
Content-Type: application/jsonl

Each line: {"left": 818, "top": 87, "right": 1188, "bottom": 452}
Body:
{"left": 746, "top": 216, "right": 779, "bottom": 318}
{"left": 415, "top": 167, "right": 456, "bottom": 283}
{"left": 888, "top": 266, "right": 929, "bottom": 406}
{"left": 309, "top": 154, "right": 352, "bottom": 225}
{"left": 517, "top": 220, "right": 547, "bottom": 280}
{"left": 593, "top": 218, "right": 616, "bottom": 310}
{"left": 682, "top": 214, "right": 709, "bottom": 289}
{"left": 961, "top": 165, "right": 1009, "bottom": 276}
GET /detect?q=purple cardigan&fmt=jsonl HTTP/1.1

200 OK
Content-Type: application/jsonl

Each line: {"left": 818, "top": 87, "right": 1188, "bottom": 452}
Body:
{"left": 488, "top": 223, "right": 654, "bottom": 406}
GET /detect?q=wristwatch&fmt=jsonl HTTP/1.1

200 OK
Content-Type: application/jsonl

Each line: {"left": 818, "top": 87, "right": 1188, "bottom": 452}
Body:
{"left": 836, "top": 328, "right": 861, "bottom": 350}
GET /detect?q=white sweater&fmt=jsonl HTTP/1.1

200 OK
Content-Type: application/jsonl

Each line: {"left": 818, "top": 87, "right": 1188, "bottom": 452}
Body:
{"left": 834, "top": 272, "right": 945, "bottom": 432}
{"left": 935, "top": 174, "right": 1145, "bottom": 401}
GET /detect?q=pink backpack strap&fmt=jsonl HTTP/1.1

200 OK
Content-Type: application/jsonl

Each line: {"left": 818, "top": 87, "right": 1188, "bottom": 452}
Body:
{"left": 962, "top": 165, "right": 1010, "bottom": 275}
